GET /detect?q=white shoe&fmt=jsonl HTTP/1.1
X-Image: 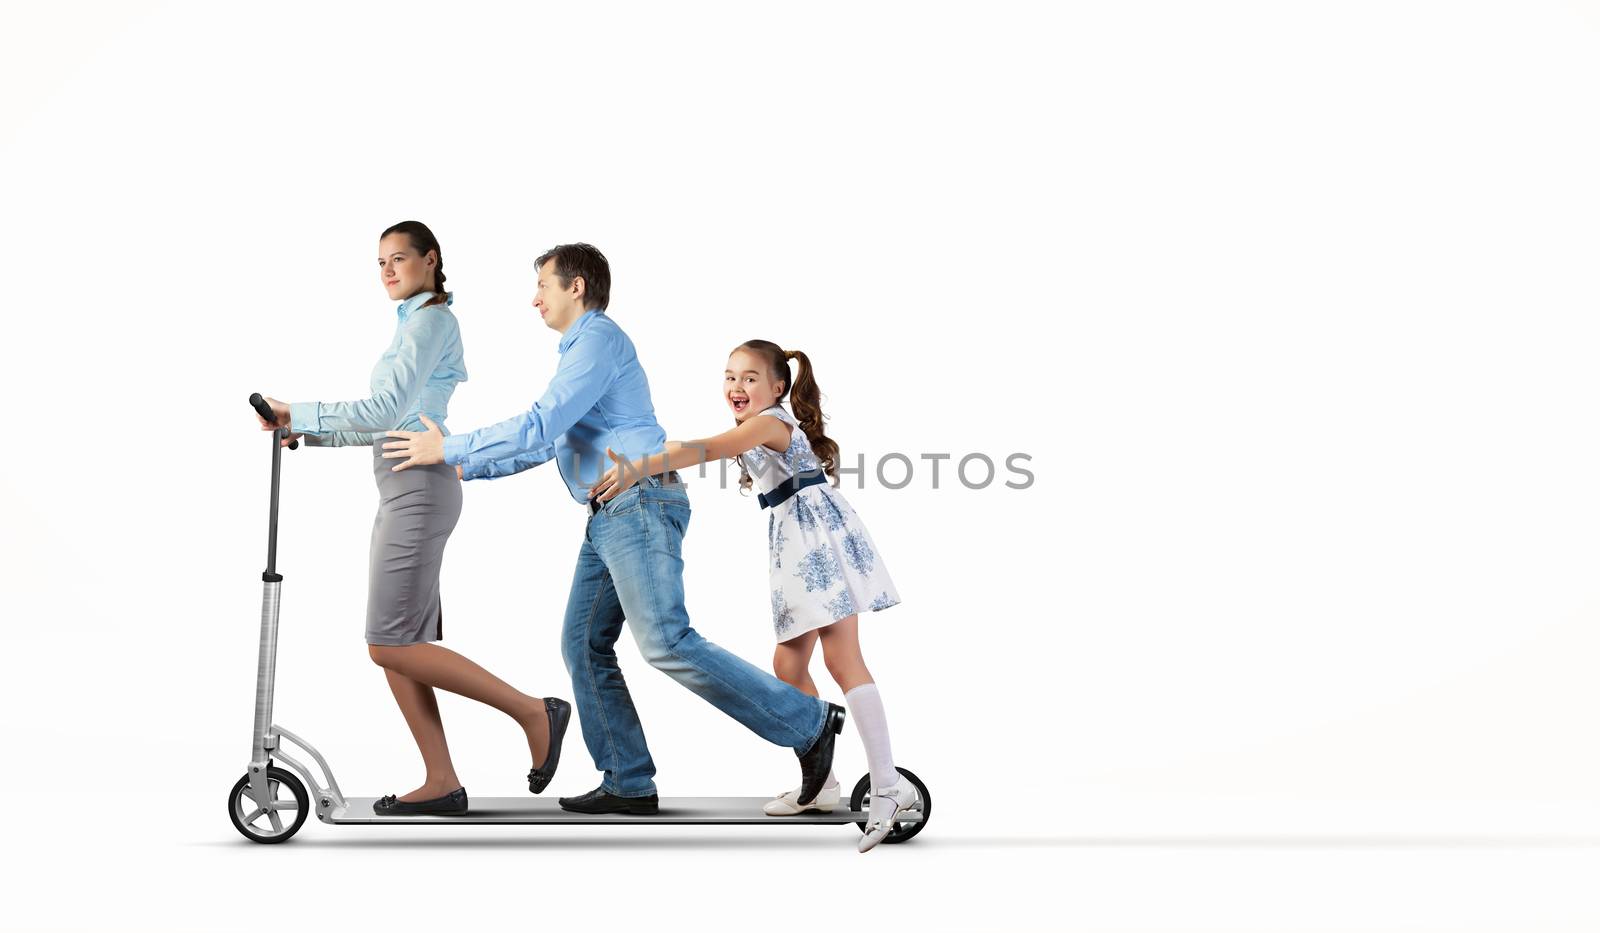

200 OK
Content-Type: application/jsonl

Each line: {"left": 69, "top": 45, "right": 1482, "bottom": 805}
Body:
{"left": 764, "top": 783, "right": 840, "bottom": 816}
{"left": 857, "top": 778, "right": 920, "bottom": 853}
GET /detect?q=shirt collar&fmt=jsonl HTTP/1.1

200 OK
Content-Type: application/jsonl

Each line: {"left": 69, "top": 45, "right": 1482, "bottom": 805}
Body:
{"left": 397, "top": 291, "right": 451, "bottom": 319}
{"left": 557, "top": 308, "right": 604, "bottom": 353}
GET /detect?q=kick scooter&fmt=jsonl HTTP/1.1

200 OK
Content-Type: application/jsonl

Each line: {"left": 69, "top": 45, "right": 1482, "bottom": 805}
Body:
{"left": 228, "top": 395, "right": 931, "bottom": 844}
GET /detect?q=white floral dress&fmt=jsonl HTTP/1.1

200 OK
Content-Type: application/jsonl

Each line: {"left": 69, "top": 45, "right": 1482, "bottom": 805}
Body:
{"left": 737, "top": 404, "right": 901, "bottom": 642}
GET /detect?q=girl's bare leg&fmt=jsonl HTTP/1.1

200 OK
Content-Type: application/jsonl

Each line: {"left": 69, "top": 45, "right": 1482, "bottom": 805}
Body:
{"left": 773, "top": 629, "right": 839, "bottom": 790}
{"left": 821, "top": 614, "right": 899, "bottom": 797}
{"left": 772, "top": 629, "right": 821, "bottom": 696}
{"left": 369, "top": 643, "right": 551, "bottom": 797}
{"left": 817, "top": 615, "right": 873, "bottom": 692}
{"left": 821, "top": 616, "right": 909, "bottom": 850}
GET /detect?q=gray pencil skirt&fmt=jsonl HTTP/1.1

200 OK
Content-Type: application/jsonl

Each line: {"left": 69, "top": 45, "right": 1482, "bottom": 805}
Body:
{"left": 365, "top": 442, "right": 462, "bottom": 645}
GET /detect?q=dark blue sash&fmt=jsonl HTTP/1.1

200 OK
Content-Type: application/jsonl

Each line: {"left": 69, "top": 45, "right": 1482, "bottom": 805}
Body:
{"left": 757, "top": 471, "right": 828, "bottom": 509}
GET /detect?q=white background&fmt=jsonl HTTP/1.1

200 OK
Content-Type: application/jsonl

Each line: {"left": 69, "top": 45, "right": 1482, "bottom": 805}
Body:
{"left": 2, "top": 2, "right": 1598, "bottom": 930}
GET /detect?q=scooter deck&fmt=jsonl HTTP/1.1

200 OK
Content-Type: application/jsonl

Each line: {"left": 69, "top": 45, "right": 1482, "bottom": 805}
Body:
{"left": 328, "top": 796, "right": 923, "bottom": 825}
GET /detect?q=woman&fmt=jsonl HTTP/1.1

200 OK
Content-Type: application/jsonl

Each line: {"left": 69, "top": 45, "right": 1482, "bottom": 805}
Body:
{"left": 256, "top": 220, "right": 569, "bottom": 815}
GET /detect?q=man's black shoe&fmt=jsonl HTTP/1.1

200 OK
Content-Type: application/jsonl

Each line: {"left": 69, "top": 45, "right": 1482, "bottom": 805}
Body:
{"left": 558, "top": 786, "right": 660, "bottom": 815}
{"left": 795, "top": 702, "right": 846, "bottom": 805}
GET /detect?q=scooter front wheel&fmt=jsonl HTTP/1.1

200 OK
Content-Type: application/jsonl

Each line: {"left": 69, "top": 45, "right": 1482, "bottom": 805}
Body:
{"left": 228, "top": 765, "right": 308, "bottom": 844}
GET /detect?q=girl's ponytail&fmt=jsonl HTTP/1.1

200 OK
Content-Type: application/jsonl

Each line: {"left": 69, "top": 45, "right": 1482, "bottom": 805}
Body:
{"left": 782, "top": 348, "right": 839, "bottom": 483}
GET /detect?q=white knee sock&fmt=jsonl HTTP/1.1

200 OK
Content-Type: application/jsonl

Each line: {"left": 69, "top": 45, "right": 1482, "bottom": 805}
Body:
{"left": 845, "top": 683, "right": 897, "bottom": 790}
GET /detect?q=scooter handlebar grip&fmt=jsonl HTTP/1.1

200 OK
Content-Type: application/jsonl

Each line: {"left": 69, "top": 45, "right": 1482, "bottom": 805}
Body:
{"left": 250, "top": 392, "right": 299, "bottom": 450}
{"left": 249, "top": 392, "right": 276, "bottom": 422}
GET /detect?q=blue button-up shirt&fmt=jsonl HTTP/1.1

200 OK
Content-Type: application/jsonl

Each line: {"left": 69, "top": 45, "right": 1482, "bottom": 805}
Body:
{"left": 442, "top": 309, "right": 667, "bottom": 503}
{"left": 289, "top": 291, "right": 467, "bottom": 446}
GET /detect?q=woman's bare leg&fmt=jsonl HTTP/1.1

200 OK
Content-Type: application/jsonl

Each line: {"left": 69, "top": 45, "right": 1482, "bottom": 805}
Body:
{"left": 381, "top": 668, "right": 461, "bottom": 801}
{"left": 370, "top": 643, "right": 552, "bottom": 789}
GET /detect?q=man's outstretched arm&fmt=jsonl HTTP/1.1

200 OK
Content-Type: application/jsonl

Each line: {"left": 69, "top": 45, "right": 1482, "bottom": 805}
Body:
{"left": 383, "top": 327, "right": 617, "bottom": 477}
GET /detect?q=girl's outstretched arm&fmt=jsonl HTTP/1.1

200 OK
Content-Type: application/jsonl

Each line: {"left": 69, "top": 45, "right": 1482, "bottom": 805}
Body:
{"left": 588, "top": 415, "right": 790, "bottom": 502}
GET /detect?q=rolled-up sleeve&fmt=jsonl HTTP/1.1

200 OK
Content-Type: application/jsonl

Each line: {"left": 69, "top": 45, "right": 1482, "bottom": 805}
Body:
{"left": 444, "top": 327, "right": 617, "bottom": 480}
{"left": 290, "top": 306, "right": 454, "bottom": 436}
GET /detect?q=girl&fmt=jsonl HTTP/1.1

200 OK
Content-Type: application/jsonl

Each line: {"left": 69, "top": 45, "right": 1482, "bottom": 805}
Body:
{"left": 255, "top": 220, "right": 570, "bottom": 815}
{"left": 588, "top": 339, "right": 917, "bottom": 852}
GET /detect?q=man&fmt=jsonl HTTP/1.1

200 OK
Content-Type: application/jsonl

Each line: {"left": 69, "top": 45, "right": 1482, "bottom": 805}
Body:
{"left": 384, "top": 243, "right": 844, "bottom": 813}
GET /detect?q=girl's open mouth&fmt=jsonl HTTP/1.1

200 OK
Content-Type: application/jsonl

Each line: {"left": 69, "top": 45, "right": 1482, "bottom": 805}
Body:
{"left": 730, "top": 397, "right": 749, "bottom": 413}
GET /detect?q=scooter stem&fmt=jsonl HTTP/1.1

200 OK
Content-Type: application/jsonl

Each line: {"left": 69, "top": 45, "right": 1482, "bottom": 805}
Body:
{"left": 252, "top": 425, "right": 290, "bottom": 764}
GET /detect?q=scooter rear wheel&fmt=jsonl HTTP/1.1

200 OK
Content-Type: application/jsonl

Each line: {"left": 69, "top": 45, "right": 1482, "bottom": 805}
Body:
{"left": 850, "top": 767, "right": 931, "bottom": 844}
{"left": 228, "top": 765, "right": 308, "bottom": 844}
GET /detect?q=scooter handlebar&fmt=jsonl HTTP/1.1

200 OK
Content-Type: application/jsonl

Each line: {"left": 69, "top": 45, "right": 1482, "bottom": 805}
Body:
{"left": 249, "top": 393, "right": 299, "bottom": 450}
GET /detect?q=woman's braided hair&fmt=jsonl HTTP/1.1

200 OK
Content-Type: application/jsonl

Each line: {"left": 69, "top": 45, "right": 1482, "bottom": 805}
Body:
{"left": 381, "top": 220, "right": 449, "bottom": 307}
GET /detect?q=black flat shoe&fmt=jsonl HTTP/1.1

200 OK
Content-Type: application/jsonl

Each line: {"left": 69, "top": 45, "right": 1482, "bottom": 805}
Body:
{"left": 558, "top": 786, "right": 659, "bottom": 815}
{"left": 795, "top": 702, "right": 846, "bottom": 805}
{"left": 528, "top": 697, "right": 572, "bottom": 795}
{"left": 373, "top": 786, "right": 468, "bottom": 816}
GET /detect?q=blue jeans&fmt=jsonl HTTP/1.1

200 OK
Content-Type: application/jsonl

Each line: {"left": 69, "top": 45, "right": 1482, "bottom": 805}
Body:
{"left": 560, "top": 476, "right": 827, "bottom": 797}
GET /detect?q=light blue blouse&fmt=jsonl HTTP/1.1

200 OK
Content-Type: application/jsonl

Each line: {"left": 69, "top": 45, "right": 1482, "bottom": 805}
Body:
{"left": 289, "top": 291, "right": 467, "bottom": 447}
